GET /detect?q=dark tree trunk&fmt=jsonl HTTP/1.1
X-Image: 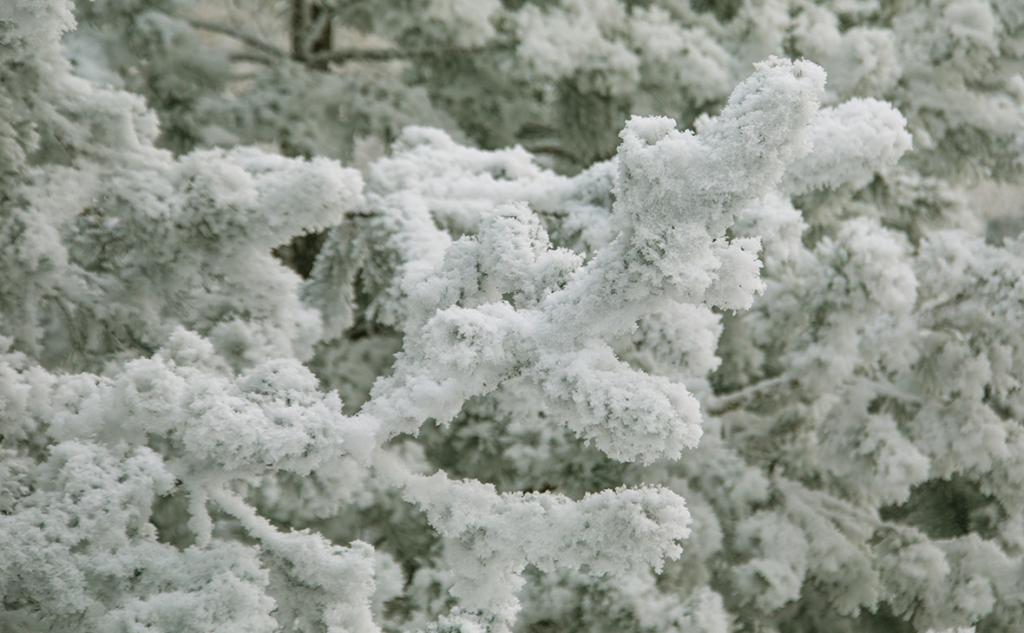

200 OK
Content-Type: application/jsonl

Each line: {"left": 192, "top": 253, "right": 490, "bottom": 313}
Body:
{"left": 277, "top": 0, "right": 334, "bottom": 278}
{"left": 290, "top": 0, "right": 333, "bottom": 70}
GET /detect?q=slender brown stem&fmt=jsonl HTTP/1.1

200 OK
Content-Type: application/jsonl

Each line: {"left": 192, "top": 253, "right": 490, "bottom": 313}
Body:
{"left": 183, "top": 17, "right": 288, "bottom": 59}
{"left": 309, "top": 43, "right": 507, "bottom": 65}
{"left": 706, "top": 373, "right": 797, "bottom": 415}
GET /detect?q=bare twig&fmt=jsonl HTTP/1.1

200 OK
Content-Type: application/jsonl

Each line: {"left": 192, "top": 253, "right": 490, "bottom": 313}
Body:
{"left": 706, "top": 373, "right": 797, "bottom": 415}
{"left": 183, "top": 17, "right": 288, "bottom": 59}
{"left": 858, "top": 378, "right": 923, "bottom": 405}
{"left": 229, "top": 51, "right": 277, "bottom": 66}
{"left": 309, "top": 43, "right": 509, "bottom": 65}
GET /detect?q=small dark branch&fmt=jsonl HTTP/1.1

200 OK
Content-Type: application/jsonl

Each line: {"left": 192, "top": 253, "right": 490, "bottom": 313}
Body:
{"left": 706, "top": 373, "right": 797, "bottom": 416}
{"left": 301, "top": 8, "right": 334, "bottom": 59}
{"left": 183, "top": 17, "right": 288, "bottom": 59}
{"left": 291, "top": 0, "right": 333, "bottom": 70}
{"left": 309, "top": 43, "right": 509, "bottom": 65}
{"left": 229, "top": 51, "right": 277, "bottom": 66}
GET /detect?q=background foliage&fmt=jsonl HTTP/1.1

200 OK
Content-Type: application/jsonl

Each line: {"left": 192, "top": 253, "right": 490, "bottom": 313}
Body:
{"left": 2, "top": 1, "right": 1023, "bottom": 632}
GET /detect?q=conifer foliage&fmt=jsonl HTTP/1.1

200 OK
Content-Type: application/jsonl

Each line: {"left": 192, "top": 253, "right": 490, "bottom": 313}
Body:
{"left": 2, "top": 1, "right": 1022, "bottom": 632}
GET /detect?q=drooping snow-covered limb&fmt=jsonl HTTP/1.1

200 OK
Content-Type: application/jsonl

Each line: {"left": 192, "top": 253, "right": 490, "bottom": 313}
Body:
{"left": 211, "top": 488, "right": 381, "bottom": 633}
{"left": 374, "top": 451, "right": 690, "bottom": 631}
{"left": 50, "top": 331, "right": 351, "bottom": 480}
{"left": 355, "top": 58, "right": 827, "bottom": 464}
{"left": 530, "top": 343, "right": 703, "bottom": 463}
{"left": 781, "top": 98, "right": 912, "bottom": 194}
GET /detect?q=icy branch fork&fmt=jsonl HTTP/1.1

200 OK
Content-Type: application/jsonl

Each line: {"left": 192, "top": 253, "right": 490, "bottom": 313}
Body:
{"left": 320, "top": 58, "right": 828, "bottom": 627}
{"left": 355, "top": 57, "right": 826, "bottom": 462}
